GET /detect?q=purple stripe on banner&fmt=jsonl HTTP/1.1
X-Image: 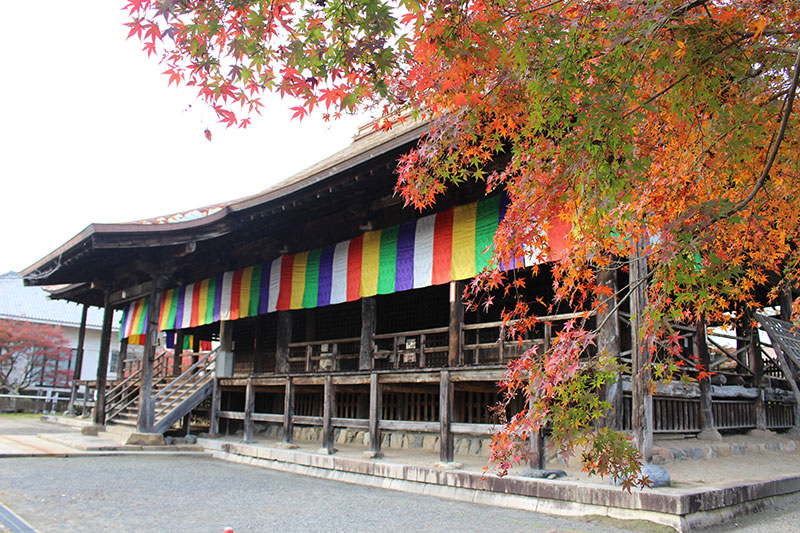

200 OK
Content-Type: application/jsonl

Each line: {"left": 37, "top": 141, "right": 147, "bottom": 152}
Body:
{"left": 174, "top": 286, "right": 186, "bottom": 329}
{"left": 498, "top": 193, "right": 519, "bottom": 270}
{"left": 317, "top": 244, "right": 335, "bottom": 307}
{"left": 395, "top": 220, "right": 416, "bottom": 291}
{"left": 166, "top": 331, "right": 175, "bottom": 349}
{"left": 213, "top": 274, "right": 223, "bottom": 322}
{"left": 258, "top": 262, "right": 271, "bottom": 315}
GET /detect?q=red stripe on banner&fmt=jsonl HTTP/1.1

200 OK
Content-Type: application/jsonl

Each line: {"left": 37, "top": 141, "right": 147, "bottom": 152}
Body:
{"left": 346, "top": 235, "right": 363, "bottom": 301}
{"left": 191, "top": 283, "right": 201, "bottom": 327}
{"left": 432, "top": 209, "right": 454, "bottom": 285}
{"left": 277, "top": 254, "right": 295, "bottom": 311}
{"left": 230, "top": 269, "right": 243, "bottom": 320}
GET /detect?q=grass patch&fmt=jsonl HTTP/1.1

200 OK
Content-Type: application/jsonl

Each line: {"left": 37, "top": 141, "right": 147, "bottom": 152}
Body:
{"left": 0, "top": 412, "right": 42, "bottom": 419}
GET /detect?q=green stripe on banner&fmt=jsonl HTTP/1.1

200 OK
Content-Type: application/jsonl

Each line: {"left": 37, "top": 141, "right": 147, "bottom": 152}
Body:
{"left": 475, "top": 195, "right": 501, "bottom": 272}
{"left": 303, "top": 248, "right": 322, "bottom": 308}
{"left": 206, "top": 276, "right": 216, "bottom": 325}
{"left": 167, "top": 291, "right": 178, "bottom": 330}
{"left": 377, "top": 225, "right": 399, "bottom": 294}
{"left": 249, "top": 265, "right": 262, "bottom": 317}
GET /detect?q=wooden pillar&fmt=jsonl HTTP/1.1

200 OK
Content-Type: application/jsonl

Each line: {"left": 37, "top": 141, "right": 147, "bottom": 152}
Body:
{"left": 780, "top": 287, "right": 794, "bottom": 322}
{"left": 528, "top": 395, "right": 546, "bottom": 470}
{"left": 209, "top": 377, "right": 220, "bottom": 436}
{"left": 694, "top": 316, "right": 717, "bottom": 434}
{"left": 276, "top": 311, "right": 292, "bottom": 374}
{"left": 740, "top": 312, "right": 767, "bottom": 430}
{"left": 137, "top": 278, "right": 165, "bottom": 433}
{"left": 217, "top": 321, "right": 234, "bottom": 377}
{"left": 448, "top": 281, "right": 465, "bottom": 367}
{"left": 629, "top": 241, "right": 653, "bottom": 462}
{"left": 368, "top": 372, "right": 382, "bottom": 457}
{"left": 67, "top": 304, "right": 89, "bottom": 416}
{"left": 93, "top": 293, "right": 114, "bottom": 426}
{"left": 282, "top": 377, "right": 295, "bottom": 443}
{"left": 596, "top": 267, "right": 623, "bottom": 429}
{"left": 360, "top": 297, "right": 377, "bottom": 370}
{"left": 116, "top": 339, "right": 128, "bottom": 379}
{"left": 182, "top": 413, "right": 191, "bottom": 436}
{"left": 191, "top": 335, "right": 200, "bottom": 366}
{"left": 321, "top": 375, "right": 335, "bottom": 454}
{"left": 439, "top": 370, "right": 454, "bottom": 463}
{"left": 173, "top": 331, "right": 185, "bottom": 376}
{"left": 243, "top": 377, "right": 255, "bottom": 443}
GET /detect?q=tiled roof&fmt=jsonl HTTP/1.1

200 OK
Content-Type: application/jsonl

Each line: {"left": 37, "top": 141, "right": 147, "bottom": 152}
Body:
{"left": 0, "top": 272, "right": 118, "bottom": 329}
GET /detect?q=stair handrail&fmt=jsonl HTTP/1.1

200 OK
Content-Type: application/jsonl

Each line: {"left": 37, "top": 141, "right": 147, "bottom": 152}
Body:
{"left": 153, "top": 370, "right": 214, "bottom": 420}
{"left": 152, "top": 349, "right": 216, "bottom": 405}
{"left": 105, "top": 350, "right": 168, "bottom": 423}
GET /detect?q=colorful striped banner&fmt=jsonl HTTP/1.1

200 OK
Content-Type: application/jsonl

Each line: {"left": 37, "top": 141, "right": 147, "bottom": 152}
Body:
{"left": 119, "top": 195, "right": 567, "bottom": 341}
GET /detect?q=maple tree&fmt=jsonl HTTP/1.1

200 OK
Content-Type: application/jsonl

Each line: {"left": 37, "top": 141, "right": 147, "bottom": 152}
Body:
{"left": 128, "top": 0, "right": 800, "bottom": 486}
{"left": 0, "top": 319, "right": 72, "bottom": 398}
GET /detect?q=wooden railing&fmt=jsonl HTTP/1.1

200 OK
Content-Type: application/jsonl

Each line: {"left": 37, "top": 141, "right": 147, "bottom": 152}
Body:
{"left": 287, "top": 338, "right": 360, "bottom": 372}
{"left": 92, "top": 351, "right": 170, "bottom": 424}
{"left": 152, "top": 350, "right": 216, "bottom": 424}
{"left": 373, "top": 327, "right": 449, "bottom": 369}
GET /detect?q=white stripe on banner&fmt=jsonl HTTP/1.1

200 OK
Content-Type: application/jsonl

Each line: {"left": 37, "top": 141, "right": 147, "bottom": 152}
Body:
{"left": 330, "top": 240, "right": 350, "bottom": 305}
{"left": 413, "top": 213, "right": 435, "bottom": 288}
{"left": 181, "top": 283, "right": 195, "bottom": 329}
{"left": 220, "top": 272, "right": 234, "bottom": 321}
{"left": 123, "top": 303, "right": 134, "bottom": 337}
{"left": 268, "top": 257, "right": 282, "bottom": 313}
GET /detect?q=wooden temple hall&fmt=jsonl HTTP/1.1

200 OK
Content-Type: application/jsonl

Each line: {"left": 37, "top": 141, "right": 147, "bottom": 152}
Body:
{"left": 22, "top": 120, "right": 800, "bottom": 464}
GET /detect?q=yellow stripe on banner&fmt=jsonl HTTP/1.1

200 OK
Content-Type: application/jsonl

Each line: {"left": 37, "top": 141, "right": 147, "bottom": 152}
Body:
{"left": 290, "top": 251, "right": 308, "bottom": 310}
{"left": 239, "top": 266, "right": 255, "bottom": 318}
{"left": 451, "top": 202, "right": 478, "bottom": 280}
{"left": 158, "top": 289, "right": 173, "bottom": 330}
{"left": 198, "top": 279, "right": 209, "bottom": 326}
{"left": 360, "top": 230, "right": 382, "bottom": 297}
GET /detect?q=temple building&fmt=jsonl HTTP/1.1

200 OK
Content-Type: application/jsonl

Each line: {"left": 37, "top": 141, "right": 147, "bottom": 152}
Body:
{"left": 21, "top": 120, "right": 799, "bottom": 463}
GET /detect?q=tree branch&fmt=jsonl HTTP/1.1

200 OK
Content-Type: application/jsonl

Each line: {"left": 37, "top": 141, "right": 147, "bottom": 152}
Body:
{"left": 729, "top": 47, "right": 800, "bottom": 215}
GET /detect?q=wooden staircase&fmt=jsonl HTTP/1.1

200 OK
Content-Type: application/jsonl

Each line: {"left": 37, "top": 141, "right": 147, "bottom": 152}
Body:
{"left": 104, "top": 349, "right": 216, "bottom": 434}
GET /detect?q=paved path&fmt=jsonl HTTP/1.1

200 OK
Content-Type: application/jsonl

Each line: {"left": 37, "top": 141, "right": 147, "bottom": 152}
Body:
{"left": 0, "top": 455, "right": 668, "bottom": 533}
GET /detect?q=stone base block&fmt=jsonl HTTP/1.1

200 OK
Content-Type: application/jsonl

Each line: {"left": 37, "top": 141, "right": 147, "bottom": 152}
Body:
{"left": 362, "top": 451, "right": 383, "bottom": 459}
{"left": 274, "top": 442, "right": 298, "bottom": 449}
{"left": 317, "top": 447, "right": 337, "bottom": 455}
{"left": 124, "top": 432, "right": 165, "bottom": 446}
{"left": 433, "top": 461, "right": 463, "bottom": 470}
{"left": 81, "top": 425, "right": 101, "bottom": 436}
{"left": 518, "top": 468, "right": 567, "bottom": 480}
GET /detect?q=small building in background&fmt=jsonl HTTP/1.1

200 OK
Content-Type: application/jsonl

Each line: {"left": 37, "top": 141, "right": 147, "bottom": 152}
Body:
{"left": 0, "top": 271, "right": 121, "bottom": 390}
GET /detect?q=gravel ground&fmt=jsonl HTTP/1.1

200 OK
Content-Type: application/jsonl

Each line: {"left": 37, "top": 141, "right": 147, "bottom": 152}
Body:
{"left": 0, "top": 455, "right": 672, "bottom": 533}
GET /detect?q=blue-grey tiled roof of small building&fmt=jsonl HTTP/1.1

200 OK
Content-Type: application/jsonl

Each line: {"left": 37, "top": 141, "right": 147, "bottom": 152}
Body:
{"left": 0, "top": 272, "right": 119, "bottom": 329}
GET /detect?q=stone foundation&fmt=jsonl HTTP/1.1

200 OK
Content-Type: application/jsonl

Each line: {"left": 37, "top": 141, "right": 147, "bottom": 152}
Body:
{"left": 245, "top": 423, "right": 493, "bottom": 456}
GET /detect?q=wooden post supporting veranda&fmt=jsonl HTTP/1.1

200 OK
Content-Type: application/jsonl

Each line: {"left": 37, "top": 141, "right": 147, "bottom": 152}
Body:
{"left": 629, "top": 240, "right": 653, "bottom": 463}
{"left": 596, "top": 267, "right": 623, "bottom": 430}
{"left": 93, "top": 293, "right": 114, "bottom": 426}
{"left": 367, "top": 372, "right": 382, "bottom": 457}
{"left": 67, "top": 304, "right": 88, "bottom": 416}
{"left": 439, "top": 370, "right": 454, "bottom": 463}
{"left": 217, "top": 321, "right": 234, "bottom": 377}
{"left": 449, "top": 281, "right": 465, "bottom": 367}
{"left": 243, "top": 377, "right": 255, "bottom": 443}
{"left": 359, "top": 297, "right": 377, "bottom": 370}
{"left": 739, "top": 311, "right": 767, "bottom": 430}
{"left": 529, "top": 324, "right": 551, "bottom": 470}
{"left": 282, "top": 377, "right": 295, "bottom": 444}
{"left": 321, "top": 375, "right": 335, "bottom": 454}
{"left": 137, "top": 277, "right": 165, "bottom": 433}
{"left": 209, "top": 377, "right": 220, "bottom": 436}
{"left": 116, "top": 339, "right": 128, "bottom": 378}
{"left": 276, "top": 311, "right": 292, "bottom": 374}
{"left": 694, "top": 316, "right": 720, "bottom": 438}
{"left": 173, "top": 331, "right": 185, "bottom": 376}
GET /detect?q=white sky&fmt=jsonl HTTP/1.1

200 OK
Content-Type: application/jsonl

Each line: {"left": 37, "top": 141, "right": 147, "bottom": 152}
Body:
{"left": 0, "top": 1, "right": 369, "bottom": 274}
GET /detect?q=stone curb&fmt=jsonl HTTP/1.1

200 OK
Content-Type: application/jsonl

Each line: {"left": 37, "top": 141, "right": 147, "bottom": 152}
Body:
{"left": 198, "top": 437, "right": 800, "bottom": 532}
